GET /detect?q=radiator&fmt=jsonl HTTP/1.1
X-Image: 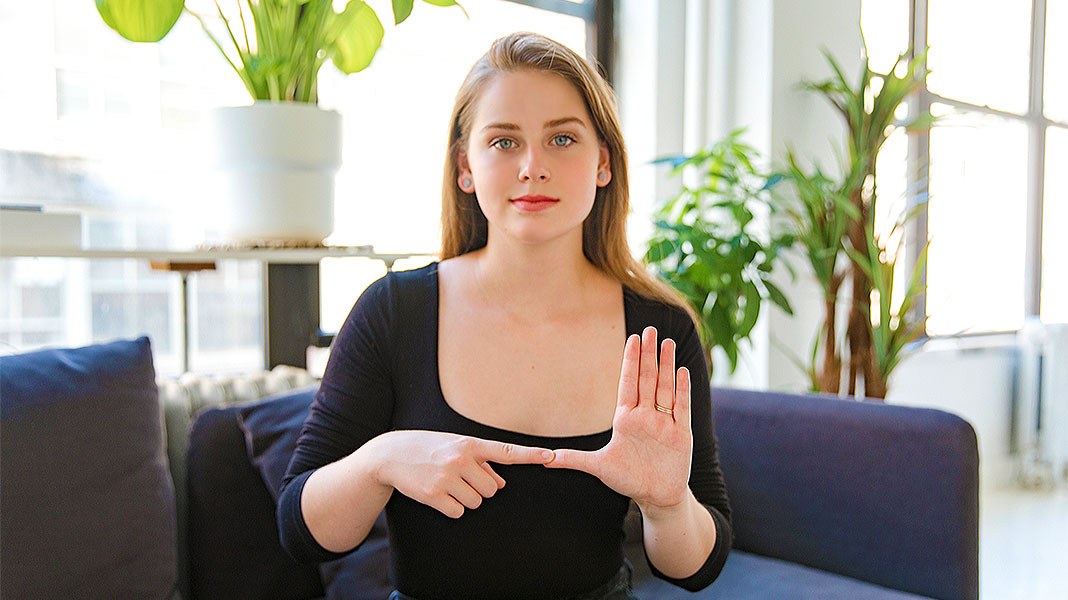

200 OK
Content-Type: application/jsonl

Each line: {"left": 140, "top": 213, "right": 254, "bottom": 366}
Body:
{"left": 1014, "top": 321, "right": 1068, "bottom": 488}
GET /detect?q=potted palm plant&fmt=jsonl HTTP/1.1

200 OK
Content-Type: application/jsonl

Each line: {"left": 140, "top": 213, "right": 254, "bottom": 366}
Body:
{"left": 778, "top": 46, "right": 932, "bottom": 398}
{"left": 95, "top": 0, "right": 462, "bottom": 244}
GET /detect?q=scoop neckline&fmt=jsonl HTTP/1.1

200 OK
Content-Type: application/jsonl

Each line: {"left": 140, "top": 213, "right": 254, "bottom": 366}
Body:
{"left": 426, "top": 261, "right": 633, "bottom": 443}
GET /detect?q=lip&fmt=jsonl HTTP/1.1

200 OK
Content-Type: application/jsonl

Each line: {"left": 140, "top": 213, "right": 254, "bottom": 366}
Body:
{"left": 510, "top": 195, "right": 560, "bottom": 212}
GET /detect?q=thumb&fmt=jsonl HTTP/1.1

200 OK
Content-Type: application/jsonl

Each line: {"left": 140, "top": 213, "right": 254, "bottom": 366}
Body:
{"left": 544, "top": 449, "right": 598, "bottom": 475}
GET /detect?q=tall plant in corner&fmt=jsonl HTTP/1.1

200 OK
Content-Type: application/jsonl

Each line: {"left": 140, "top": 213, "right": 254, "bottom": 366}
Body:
{"left": 784, "top": 47, "right": 932, "bottom": 398}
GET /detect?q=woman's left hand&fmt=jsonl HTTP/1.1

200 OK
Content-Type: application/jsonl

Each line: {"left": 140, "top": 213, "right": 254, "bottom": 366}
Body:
{"left": 546, "top": 326, "right": 692, "bottom": 513}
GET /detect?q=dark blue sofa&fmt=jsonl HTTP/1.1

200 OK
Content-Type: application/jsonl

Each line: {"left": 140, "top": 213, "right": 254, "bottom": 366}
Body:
{"left": 2, "top": 338, "right": 977, "bottom": 599}
{"left": 185, "top": 386, "right": 979, "bottom": 600}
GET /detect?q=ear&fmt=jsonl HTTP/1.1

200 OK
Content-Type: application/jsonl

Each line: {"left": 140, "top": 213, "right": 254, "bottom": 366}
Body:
{"left": 596, "top": 142, "right": 612, "bottom": 187}
{"left": 456, "top": 148, "right": 475, "bottom": 193}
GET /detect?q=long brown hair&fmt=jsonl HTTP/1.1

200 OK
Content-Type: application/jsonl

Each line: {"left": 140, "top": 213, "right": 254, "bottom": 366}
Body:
{"left": 439, "top": 32, "right": 696, "bottom": 324}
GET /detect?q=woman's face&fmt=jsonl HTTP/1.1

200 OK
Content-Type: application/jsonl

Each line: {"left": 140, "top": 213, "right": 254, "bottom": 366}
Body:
{"left": 458, "top": 69, "right": 611, "bottom": 248}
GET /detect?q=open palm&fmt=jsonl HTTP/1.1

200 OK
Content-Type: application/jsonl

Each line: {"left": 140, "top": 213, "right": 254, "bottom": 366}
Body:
{"left": 547, "top": 326, "right": 693, "bottom": 511}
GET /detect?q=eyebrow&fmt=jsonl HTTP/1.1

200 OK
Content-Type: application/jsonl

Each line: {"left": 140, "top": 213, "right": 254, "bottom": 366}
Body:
{"left": 481, "top": 116, "right": 588, "bottom": 132}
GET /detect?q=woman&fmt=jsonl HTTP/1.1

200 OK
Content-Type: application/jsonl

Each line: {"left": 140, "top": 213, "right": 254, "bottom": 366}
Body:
{"left": 278, "top": 32, "right": 732, "bottom": 600}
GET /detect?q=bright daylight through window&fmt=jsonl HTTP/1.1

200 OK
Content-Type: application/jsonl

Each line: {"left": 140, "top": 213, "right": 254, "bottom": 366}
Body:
{"left": 862, "top": 0, "right": 1066, "bottom": 336}
{"left": 0, "top": 0, "right": 593, "bottom": 374}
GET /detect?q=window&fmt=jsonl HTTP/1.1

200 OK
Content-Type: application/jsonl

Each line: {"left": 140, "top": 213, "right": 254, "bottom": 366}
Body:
{"left": 0, "top": 0, "right": 607, "bottom": 371}
{"left": 0, "top": 0, "right": 257, "bottom": 374}
{"left": 862, "top": 0, "right": 1066, "bottom": 335}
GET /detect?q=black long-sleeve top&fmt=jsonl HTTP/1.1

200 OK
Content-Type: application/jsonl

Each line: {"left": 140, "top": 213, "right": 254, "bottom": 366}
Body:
{"left": 277, "top": 263, "right": 732, "bottom": 599}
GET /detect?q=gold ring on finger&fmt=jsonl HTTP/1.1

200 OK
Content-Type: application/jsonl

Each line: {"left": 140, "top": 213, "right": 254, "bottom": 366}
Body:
{"left": 654, "top": 403, "right": 673, "bottom": 415}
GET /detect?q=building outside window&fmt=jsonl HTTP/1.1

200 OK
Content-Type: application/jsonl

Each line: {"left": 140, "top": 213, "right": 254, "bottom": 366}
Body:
{"left": 0, "top": 0, "right": 601, "bottom": 375}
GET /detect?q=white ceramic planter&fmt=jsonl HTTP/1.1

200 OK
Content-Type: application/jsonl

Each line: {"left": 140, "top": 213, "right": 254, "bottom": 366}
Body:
{"left": 209, "top": 102, "right": 341, "bottom": 244}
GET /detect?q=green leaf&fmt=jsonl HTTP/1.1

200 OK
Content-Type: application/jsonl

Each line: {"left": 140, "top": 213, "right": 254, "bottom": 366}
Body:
{"left": 651, "top": 154, "right": 690, "bottom": 169}
{"left": 763, "top": 280, "right": 793, "bottom": 315}
{"left": 645, "top": 238, "right": 680, "bottom": 264}
{"left": 904, "top": 111, "right": 936, "bottom": 132}
{"left": 737, "top": 281, "right": 762, "bottom": 338}
{"left": 392, "top": 0, "right": 414, "bottom": 24}
{"left": 96, "top": 0, "right": 184, "bottom": 43}
{"left": 846, "top": 247, "right": 874, "bottom": 279}
{"left": 330, "top": 0, "right": 385, "bottom": 74}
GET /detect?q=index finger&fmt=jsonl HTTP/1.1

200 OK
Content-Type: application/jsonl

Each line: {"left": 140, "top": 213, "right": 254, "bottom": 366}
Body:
{"left": 477, "top": 440, "right": 556, "bottom": 465}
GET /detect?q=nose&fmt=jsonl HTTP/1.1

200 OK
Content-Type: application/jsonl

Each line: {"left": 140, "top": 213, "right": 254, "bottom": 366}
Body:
{"left": 517, "top": 146, "right": 550, "bottom": 183}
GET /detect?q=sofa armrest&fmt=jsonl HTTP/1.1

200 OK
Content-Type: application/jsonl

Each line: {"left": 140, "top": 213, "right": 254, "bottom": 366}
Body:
{"left": 712, "top": 387, "right": 979, "bottom": 600}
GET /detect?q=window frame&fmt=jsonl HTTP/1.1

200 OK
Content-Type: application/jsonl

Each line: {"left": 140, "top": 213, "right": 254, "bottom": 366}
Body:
{"left": 505, "top": 0, "right": 614, "bottom": 80}
{"left": 905, "top": 0, "right": 1067, "bottom": 334}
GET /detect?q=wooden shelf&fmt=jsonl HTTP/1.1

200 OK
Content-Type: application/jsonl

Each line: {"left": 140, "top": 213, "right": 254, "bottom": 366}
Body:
{"left": 1, "top": 244, "right": 437, "bottom": 371}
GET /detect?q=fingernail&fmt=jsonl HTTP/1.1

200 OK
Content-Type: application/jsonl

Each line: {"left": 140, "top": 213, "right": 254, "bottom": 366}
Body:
{"left": 543, "top": 450, "right": 556, "bottom": 463}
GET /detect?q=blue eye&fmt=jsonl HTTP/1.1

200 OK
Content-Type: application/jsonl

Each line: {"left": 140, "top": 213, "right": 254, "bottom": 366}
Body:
{"left": 553, "top": 134, "right": 575, "bottom": 147}
{"left": 492, "top": 138, "right": 516, "bottom": 150}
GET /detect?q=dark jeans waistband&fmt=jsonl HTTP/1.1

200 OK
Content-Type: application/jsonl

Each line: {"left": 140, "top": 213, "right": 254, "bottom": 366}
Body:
{"left": 386, "top": 561, "right": 636, "bottom": 600}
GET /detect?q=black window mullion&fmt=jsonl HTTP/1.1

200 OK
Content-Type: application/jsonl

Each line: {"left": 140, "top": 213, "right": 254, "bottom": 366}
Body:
{"left": 590, "top": 0, "right": 614, "bottom": 85}
{"left": 501, "top": 0, "right": 614, "bottom": 83}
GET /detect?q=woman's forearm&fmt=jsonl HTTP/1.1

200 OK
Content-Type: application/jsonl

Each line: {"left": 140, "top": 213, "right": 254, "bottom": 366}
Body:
{"left": 300, "top": 434, "right": 394, "bottom": 554}
{"left": 639, "top": 490, "right": 718, "bottom": 579}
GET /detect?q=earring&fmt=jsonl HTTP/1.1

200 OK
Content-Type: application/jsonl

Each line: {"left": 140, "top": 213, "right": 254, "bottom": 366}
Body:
{"left": 598, "top": 172, "right": 608, "bottom": 182}
{"left": 462, "top": 178, "right": 472, "bottom": 190}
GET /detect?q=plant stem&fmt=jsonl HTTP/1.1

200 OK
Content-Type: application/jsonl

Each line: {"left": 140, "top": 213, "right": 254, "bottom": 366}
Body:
{"left": 819, "top": 278, "right": 842, "bottom": 394}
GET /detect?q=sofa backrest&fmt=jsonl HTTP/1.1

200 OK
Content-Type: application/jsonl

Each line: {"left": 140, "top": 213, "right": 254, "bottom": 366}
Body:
{"left": 711, "top": 387, "right": 980, "bottom": 600}
{"left": 158, "top": 367, "right": 317, "bottom": 599}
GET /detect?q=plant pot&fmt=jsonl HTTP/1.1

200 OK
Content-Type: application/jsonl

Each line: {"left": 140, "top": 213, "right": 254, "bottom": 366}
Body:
{"left": 208, "top": 102, "right": 341, "bottom": 244}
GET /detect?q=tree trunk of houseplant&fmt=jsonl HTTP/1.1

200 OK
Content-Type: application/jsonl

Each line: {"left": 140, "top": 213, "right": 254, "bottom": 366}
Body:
{"left": 209, "top": 102, "right": 341, "bottom": 244}
{"left": 845, "top": 183, "right": 883, "bottom": 398}
{"left": 819, "top": 284, "right": 842, "bottom": 394}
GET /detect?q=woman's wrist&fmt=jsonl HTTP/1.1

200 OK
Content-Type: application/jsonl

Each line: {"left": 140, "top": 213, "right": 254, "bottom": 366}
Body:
{"left": 344, "top": 431, "right": 395, "bottom": 491}
{"left": 637, "top": 489, "right": 693, "bottom": 524}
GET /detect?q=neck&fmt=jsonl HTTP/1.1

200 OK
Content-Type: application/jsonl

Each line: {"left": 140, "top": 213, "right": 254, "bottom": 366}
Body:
{"left": 472, "top": 230, "right": 602, "bottom": 318}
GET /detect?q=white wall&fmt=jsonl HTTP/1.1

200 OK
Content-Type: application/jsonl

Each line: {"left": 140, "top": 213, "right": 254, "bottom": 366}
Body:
{"left": 618, "top": 0, "right": 863, "bottom": 390}
{"left": 888, "top": 342, "right": 1018, "bottom": 490}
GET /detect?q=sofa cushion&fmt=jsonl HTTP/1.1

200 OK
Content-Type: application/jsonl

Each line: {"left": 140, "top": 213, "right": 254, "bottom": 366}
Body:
{"left": 0, "top": 337, "right": 177, "bottom": 599}
{"left": 237, "top": 387, "right": 319, "bottom": 502}
{"left": 236, "top": 389, "right": 393, "bottom": 599}
{"left": 635, "top": 550, "right": 932, "bottom": 599}
{"left": 186, "top": 401, "right": 324, "bottom": 600}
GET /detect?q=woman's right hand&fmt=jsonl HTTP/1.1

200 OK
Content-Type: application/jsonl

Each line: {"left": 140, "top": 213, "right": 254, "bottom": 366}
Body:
{"left": 364, "top": 430, "right": 556, "bottom": 519}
